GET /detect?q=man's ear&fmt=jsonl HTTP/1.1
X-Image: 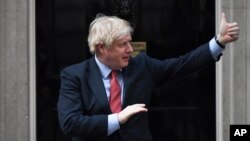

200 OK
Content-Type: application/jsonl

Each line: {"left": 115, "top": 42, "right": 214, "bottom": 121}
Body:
{"left": 96, "top": 44, "right": 105, "bottom": 54}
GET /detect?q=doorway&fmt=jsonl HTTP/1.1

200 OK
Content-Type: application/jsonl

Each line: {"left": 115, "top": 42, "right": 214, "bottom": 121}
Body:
{"left": 36, "top": 0, "right": 215, "bottom": 141}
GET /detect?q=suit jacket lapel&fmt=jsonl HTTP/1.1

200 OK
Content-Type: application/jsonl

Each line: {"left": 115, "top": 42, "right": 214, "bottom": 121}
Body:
{"left": 87, "top": 57, "right": 111, "bottom": 113}
{"left": 122, "top": 67, "right": 133, "bottom": 108}
{"left": 122, "top": 64, "right": 143, "bottom": 108}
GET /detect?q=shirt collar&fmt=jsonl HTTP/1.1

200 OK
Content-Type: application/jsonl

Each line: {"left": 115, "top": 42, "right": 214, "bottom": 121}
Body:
{"left": 95, "top": 55, "right": 112, "bottom": 79}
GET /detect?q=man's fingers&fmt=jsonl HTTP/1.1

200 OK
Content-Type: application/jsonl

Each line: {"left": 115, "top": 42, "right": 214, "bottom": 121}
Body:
{"left": 131, "top": 104, "right": 146, "bottom": 107}
{"left": 124, "top": 104, "right": 148, "bottom": 113}
{"left": 129, "top": 104, "right": 148, "bottom": 112}
{"left": 228, "top": 31, "right": 239, "bottom": 36}
{"left": 229, "top": 26, "right": 239, "bottom": 32}
{"left": 228, "top": 25, "right": 239, "bottom": 37}
{"left": 231, "top": 34, "right": 239, "bottom": 39}
{"left": 228, "top": 22, "right": 238, "bottom": 28}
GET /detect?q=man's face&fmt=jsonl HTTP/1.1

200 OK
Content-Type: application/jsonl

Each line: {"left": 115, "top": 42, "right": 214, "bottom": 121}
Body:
{"left": 100, "top": 34, "right": 133, "bottom": 70}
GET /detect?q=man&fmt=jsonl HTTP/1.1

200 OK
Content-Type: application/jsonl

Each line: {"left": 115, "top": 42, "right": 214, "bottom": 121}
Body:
{"left": 57, "top": 13, "right": 239, "bottom": 141}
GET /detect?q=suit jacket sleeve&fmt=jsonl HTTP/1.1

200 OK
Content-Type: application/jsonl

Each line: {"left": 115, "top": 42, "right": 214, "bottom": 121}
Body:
{"left": 144, "top": 43, "right": 215, "bottom": 82}
{"left": 57, "top": 67, "right": 108, "bottom": 138}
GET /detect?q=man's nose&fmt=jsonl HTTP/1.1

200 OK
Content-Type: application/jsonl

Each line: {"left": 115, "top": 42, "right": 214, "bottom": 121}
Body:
{"left": 127, "top": 43, "right": 133, "bottom": 52}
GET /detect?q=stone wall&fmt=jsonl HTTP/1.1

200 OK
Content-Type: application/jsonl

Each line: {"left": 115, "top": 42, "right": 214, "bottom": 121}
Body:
{"left": 0, "top": 0, "right": 35, "bottom": 141}
{"left": 216, "top": 0, "right": 250, "bottom": 141}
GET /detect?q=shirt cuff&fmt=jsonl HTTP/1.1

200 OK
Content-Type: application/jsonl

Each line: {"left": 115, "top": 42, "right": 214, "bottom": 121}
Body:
{"left": 209, "top": 37, "right": 224, "bottom": 60}
{"left": 107, "top": 114, "right": 120, "bottom": 136}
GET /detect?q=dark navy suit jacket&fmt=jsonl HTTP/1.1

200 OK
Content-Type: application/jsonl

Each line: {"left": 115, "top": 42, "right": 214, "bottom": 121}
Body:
{"left": 57, "top": 43, "right": 215, "bottom": 141}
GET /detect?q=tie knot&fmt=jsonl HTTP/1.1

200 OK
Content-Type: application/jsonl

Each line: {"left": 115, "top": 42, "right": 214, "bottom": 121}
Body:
{"left": 111, "top": 70, "right": 118, "bottom": 78}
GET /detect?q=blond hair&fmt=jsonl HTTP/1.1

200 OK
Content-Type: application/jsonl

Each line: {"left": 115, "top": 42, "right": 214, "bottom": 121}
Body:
{"left": 87, "top": 15, "right": 133, "bottom": 54}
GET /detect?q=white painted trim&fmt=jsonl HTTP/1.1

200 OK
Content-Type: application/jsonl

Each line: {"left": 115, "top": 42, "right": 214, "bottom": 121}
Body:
{"left": 29, "top": 0, "right": 36, "bottom": 141}
{"left": 216, "top": 1, "right": 223, "bottom": 141}
{"left": 216, "top": 60, "right": 223, "bottom": 141}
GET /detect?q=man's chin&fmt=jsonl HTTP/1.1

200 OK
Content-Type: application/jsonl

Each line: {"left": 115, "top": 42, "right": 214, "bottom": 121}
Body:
{"left": 121, "top": 62, "right": 129, "bottom": 68}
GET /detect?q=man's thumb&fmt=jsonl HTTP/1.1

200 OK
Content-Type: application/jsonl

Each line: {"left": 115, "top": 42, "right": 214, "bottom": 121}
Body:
{"left": 221, "top": 12, "right": 227, "bottom": 24}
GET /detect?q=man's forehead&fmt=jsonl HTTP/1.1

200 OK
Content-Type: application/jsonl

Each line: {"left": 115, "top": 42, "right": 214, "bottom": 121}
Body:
{"left": 116, "top": 34, "right": 132, "bottom": 41}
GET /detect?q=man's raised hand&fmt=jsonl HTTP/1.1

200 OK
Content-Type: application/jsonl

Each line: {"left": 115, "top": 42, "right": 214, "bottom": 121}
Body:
{"left": 217, "top": 12, "right": 240, "bottom": 45}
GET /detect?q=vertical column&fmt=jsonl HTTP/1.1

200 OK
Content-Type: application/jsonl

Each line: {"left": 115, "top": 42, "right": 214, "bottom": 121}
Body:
{"left": 247, "top": 0, "right": 250, "bottom": 124}
{"left": 216, "top": 0, "right": 250, "bottom": 141}
{"left": 0, "top": 0, "right": 35, "bottom": 141}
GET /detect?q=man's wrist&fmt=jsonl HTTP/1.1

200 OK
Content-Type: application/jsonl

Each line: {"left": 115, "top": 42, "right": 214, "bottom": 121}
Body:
{"left": 215, "top": 35, "right": 225, "bottom": 49}
{"left": 117, "top": 112, "right": 127, "bottom": 125}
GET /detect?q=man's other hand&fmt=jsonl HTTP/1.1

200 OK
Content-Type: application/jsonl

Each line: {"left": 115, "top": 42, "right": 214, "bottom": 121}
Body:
{"left": 117, "top": 104, "right": 148, "bottom": 124}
